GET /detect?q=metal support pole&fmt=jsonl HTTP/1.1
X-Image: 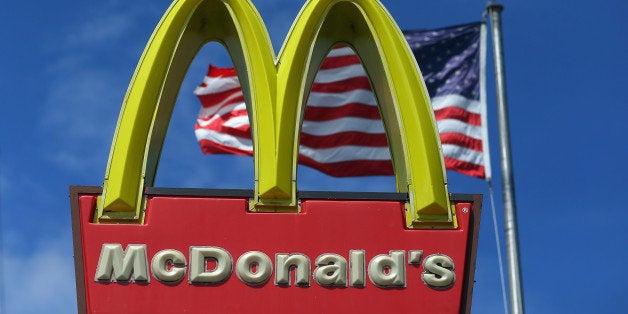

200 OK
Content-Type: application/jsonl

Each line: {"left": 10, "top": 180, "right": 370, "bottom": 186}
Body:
{"left": 0, "top": 150, "right": 5, "bottom": 314}
{"left": 486, "top": 3, "right": 525, "bottom": 314}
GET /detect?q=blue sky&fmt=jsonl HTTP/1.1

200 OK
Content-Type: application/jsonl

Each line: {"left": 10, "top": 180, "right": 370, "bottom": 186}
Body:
{"left": 1, "top": 0, "right": 627, "bottom": 313}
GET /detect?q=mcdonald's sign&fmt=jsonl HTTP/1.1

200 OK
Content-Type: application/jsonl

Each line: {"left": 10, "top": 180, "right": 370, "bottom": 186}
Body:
{"left": 71, "top": 0, "right": 482, "bottom": 312}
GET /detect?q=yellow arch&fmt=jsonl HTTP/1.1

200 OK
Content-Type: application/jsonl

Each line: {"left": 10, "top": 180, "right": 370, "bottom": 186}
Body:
{"left": 98, "top": 0, "right": 454, "bottom": 228}
{"left": 273, "top": 0, "right": 452, "bottom": 227}
{"left": 98, "top": 0, "right": 278, "bottom": 220}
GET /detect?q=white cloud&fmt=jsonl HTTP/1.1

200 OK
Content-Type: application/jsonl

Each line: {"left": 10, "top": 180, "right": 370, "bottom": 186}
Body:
{"left": 44, "top": 66, "right": 122, "bottom": 137}
{"left": 39, "top": 2, "right": 159, "bottom": 175}
{"left": 48, "top": 150, "right": 107, "bottom": 175}
{"left": 0, "top": 168, "right": 56, "bottom": 208}
{"left": 67, "top": 12, "right": 134, "bottom": 46}
{"left": 40, "top": 63, "right": 122, "bottom": 177}
{"left": 2, "top": 230, "right": 77, "bottom": 314}
{"left": 59, "top": 0, "right": 168, "bottom": 44}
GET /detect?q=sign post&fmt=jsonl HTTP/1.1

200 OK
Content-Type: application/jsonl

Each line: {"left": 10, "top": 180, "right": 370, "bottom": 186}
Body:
{"left": 71, "top": 0, "right": 483, "bottom": 312}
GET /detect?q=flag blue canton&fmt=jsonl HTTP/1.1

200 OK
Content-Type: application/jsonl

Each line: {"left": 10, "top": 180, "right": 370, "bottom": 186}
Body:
{"left": 404, "top": 22, "right": 482, "bottom": 101}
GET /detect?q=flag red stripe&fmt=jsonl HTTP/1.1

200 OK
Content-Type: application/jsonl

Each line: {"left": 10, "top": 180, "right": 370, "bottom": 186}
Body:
{"left": 199, "top": 139, "right": 252, "bottom": 156}
{"left": 298, "top": 155, "right": 393, "bottom": 177}
{"left": 303, "top": 103, "right": 381, "bottom": 121}
{"left": 198, "top": 125, "right": 389, "bottom": 150}
{"left": 195, "top": 127, "right": 251, "bottom": 140}
{"left": 197, "top": 107, "right": 248, "bottom": 124}
{"left": 319, "top": 55, "right": 362, "bottom": 70}
{"left": 439, "top": 132, "right": 483, "bottom": 152}
{"left": 300, "top": 132, "right": 388, "bottom": 149}
{"left": 199, "top": 124, "right": 481, "bottom": 153}
{"left": 444, "top": 157, "right": 485, "bottom": 178}
{"left": 434, "top": 107, "right": 481, "bottom": 126}
{"left": 207, "top": 65, "right": 237, "bottom": 78}
{"left": 195, "top": 116, "right": 251, "bottom": 139}
{"left": 311, "top": 77, "right": 372, "bottom": 93}
{"left": 197, "top": 88, "right": 243, "bottom": 109}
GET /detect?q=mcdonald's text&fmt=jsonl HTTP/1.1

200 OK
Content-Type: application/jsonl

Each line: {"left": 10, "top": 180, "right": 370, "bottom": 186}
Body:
{"left": 94, "top": 244, "right": 456, "bottom": 289}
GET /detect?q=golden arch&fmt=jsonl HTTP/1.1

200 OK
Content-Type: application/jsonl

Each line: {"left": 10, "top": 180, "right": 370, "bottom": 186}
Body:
{"left": 98, "top": 0, "right": 455, "bottom": 228}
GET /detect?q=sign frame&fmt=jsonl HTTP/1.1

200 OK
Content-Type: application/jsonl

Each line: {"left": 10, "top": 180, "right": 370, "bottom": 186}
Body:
{"left": 71, "top": 186, "right": 482, "bottom": 313}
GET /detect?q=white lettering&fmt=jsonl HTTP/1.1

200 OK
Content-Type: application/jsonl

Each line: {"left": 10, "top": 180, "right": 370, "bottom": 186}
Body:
{"left": 236, "top": 251, "right": 273, "bottom": 285}
{"left": 94, "top": 244, "right": 149, "bottom": 282}
{"left": 368, "top": 250, "right": 406, "bottom": 288}
{"left": 408, "top": 250, "right": 424, "bottom": 265}
{"left": 314, "top": 254, "right": 347, "bottom": 287}
{"left": 151, "top": 249, "right": 186, "bottom": 283}
{"left": 275, "top": 253, "right": 310, "bottom": 286}
{"left": 349, "top": 250, "right": 366, "bottom": 287}
{"left": 422, "top": 254, "right": 456, "bottom": 289}
{"left": 189, "top": 247, "right": 232, "bottom": 284}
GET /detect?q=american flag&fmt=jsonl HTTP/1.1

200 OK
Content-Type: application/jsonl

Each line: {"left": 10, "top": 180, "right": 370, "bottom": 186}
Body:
{"left": 194, "top": 22, "right": 490, "bottom": 179}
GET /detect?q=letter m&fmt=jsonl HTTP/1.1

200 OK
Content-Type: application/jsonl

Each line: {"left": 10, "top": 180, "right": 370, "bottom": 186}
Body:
{"left": 94, "top": 244, "right": 149, "bottom": 282}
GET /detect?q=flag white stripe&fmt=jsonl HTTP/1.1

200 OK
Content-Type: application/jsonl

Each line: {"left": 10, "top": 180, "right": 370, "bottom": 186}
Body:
{"left": 442, "top": 144, "right": 484, "bottom": 165}
{"left": 307, "top": 90, "right": 378, "bottom": 107}
{"left": 300, "top": 145, "right": 391, "bottom": 163}
{"left": 194, "top": 75, "right": 240, "bottom": 95}
{"left": 195, "top": 130, "right": 485, "bottom": 168}
{"left": 223, "top": 115, "right": 250, "bottom": 129}
{"left": 302, "top": 117, "right": 384, "bottom": 136}
{"left": 195, "top": 129, "right": 253, "bottom": 151}
{"left": 326, "top": 47, "right": 356, "bottom": 57}
{"left": 431, "top": 94, "right": 481, "bottom": 114}
{"left": 436, "top": 119, "right": 483, "bottom": 140}
{"left": 197, "top": 91, "right": 245, "bottom": 118}
{"left": 314, "top": 64, "right": 367, "bottom": 83}
{"left": 197, "top": 102, "right": 247, "bottom": 127}
{"left": 198, "top": 105, "right": 483, "bottom": 149}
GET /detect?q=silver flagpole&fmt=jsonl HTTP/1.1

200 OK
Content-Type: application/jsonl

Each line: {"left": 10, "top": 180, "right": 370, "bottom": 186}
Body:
{"left": 486, "top": 3, "right": 525, "bottom": 314}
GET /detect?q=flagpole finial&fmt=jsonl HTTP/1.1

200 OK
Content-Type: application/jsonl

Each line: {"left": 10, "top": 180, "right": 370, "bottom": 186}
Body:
{"left": 486, "top": 2, "right": 504, "bottom": 13}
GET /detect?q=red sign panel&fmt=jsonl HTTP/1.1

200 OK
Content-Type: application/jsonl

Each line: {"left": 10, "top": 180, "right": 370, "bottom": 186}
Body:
{"left": 71, "top": 187, "right": 481, "bottom": 313}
